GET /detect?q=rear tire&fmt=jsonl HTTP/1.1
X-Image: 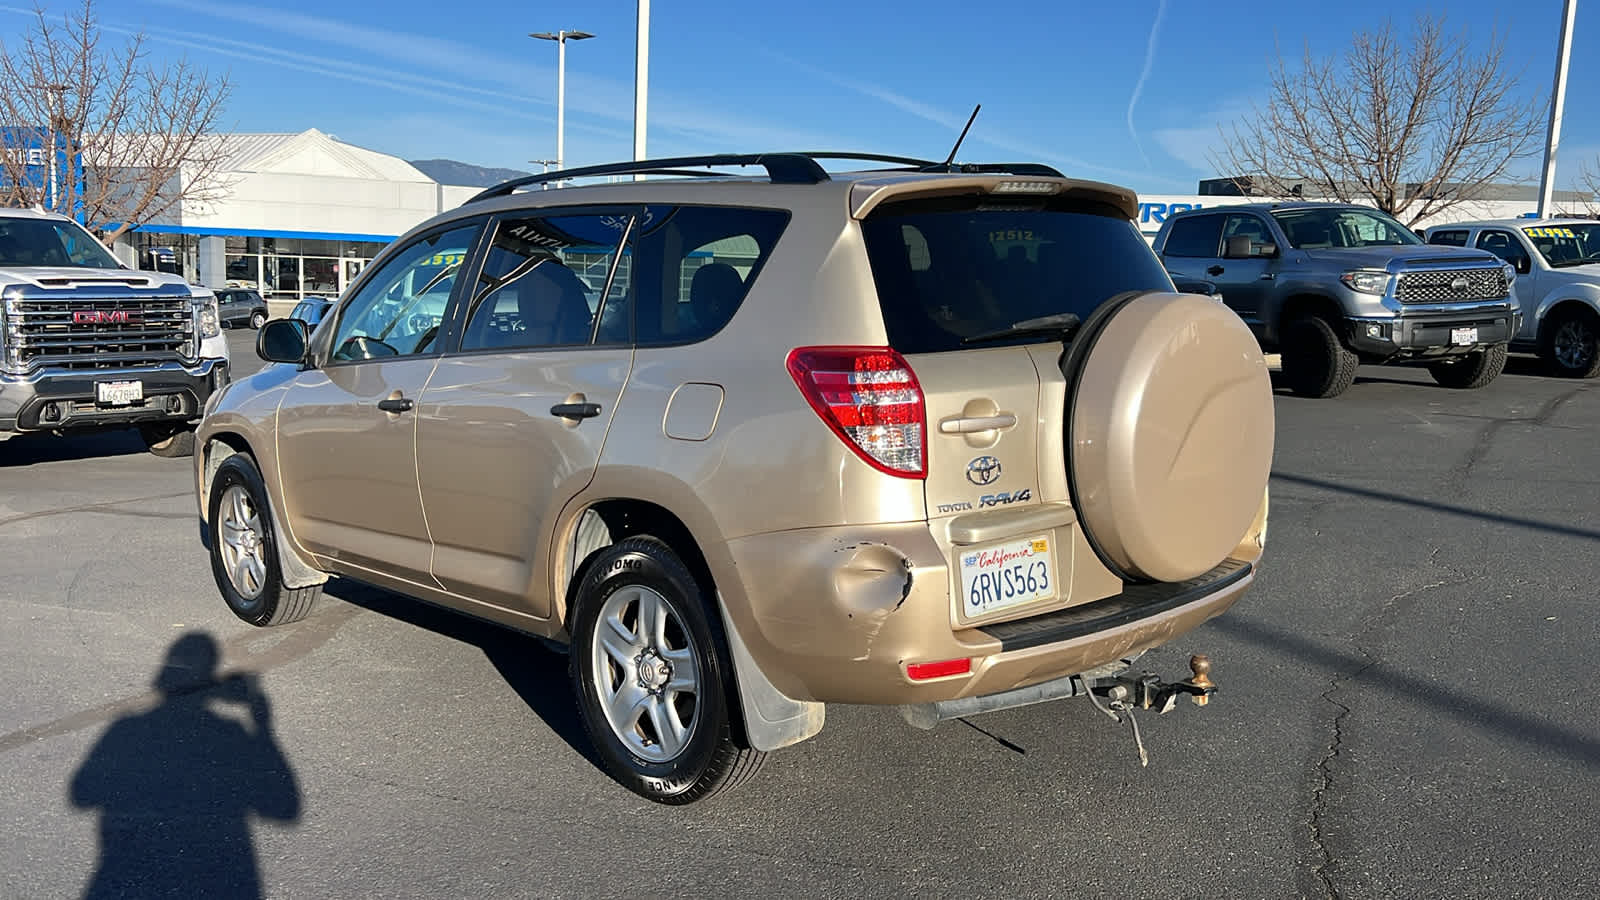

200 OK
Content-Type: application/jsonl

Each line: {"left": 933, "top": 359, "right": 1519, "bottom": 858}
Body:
{"left": 1429, "top": 343, "right": 1507, "bottom": 389}
{"left": 139, "top": 423, "right": 196, "bottom": 458}
{"left": 569, "top": 536, "right": 764, "bottom": 804}
{"left": 1281, "top": 316, "right": 1359, "bottom": 398}
{"left": 1540, "top": 307, "right": 1600, "bottom": 378}
{"left": 250, "top": 310, "right": 267, "bottom": 330}
{"left": 206, "top": 452, "right": 320, "bottom": 626}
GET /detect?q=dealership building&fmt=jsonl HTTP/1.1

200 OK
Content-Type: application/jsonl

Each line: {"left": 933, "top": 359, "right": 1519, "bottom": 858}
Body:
{"left": 115, "top": 129, "right": 480, "bottom": 309}
{"left": 99, "top": 128, "right": 1599, "bottom": 307}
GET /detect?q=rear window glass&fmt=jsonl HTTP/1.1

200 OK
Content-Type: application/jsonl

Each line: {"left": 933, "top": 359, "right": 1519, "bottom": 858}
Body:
{"left": 632, "top": 206, "right": 789, "bottom": 346}
{"left": 1428, "top": 230, "right": 1468, "bottom": 247}
{"left": 1160, "top": 214, "right": 1225, "bottom": 258}
{"left": 861, "top": 200, "right": 1173, "bottom": 354}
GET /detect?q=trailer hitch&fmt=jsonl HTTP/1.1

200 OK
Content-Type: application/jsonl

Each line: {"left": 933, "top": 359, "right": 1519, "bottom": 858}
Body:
{"left": 1078, "top": 655, "right": 1216, "bottom": 767}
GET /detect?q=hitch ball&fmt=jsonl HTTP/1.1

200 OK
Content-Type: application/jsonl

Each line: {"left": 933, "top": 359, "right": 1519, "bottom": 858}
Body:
{"left": 1189, "top": 655, "right": 1214, "bottom": 706}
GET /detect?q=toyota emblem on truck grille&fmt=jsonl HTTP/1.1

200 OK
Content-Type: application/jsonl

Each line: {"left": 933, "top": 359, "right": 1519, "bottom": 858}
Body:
{"left": 966, "top": 455, "right": 1002, "bottom": 486}
{"left": 1449, "top": 276, "right": 1471, "bottom": 294}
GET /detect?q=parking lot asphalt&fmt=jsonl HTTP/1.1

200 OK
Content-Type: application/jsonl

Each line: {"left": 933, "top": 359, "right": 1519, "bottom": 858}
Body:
{"left": 2, "top": 330, "right": 1596, "bottom": 899}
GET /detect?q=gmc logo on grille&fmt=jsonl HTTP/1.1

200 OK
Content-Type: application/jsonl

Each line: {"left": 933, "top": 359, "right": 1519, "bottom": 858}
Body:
{"left": 73, "top": 310, "right": 136, "bottom": 324}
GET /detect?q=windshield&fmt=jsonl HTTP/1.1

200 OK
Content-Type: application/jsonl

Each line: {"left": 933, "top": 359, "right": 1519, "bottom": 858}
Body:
{"left": 1523, "top": 224, "right": 1600, "bottom": 267}
{"left": 1271, "top": 208, "right": 1422, "bottom": 249}
{"left": 0, "top": 217, "right": 120, "bottom": 269}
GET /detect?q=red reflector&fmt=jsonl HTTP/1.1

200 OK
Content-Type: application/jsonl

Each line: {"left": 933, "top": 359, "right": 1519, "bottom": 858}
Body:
{"left": 906, "top": 658, "right": 973, "bottom": 680}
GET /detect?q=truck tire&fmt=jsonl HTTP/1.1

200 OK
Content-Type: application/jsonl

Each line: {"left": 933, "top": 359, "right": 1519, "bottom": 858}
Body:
{"left": 568, "top": 536, "right": 764, "bottom": 804}
{"left": 1064, "top": 292, "right": 1275, "bottom": 583}
{"left": 1429, "top": 343, "right": 1508, "bottom": 389}
{"left": 1281, "top": 316, "right": 1359, "bottom": 398}
{"left": 206, "top": 452, "right": 320, "bottom": 627}
{"left": 1540, "top": 306, "right": 1600, "bottom": 378}
{"left": 139, "top": 423, "right": 196, "bottom": 458}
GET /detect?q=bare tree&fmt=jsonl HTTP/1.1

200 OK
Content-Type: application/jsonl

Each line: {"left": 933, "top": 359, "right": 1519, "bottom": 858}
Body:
{"left": 1213, "top": 16, "right": 1545, "bottom": 228}
{"left": 1576, "top": 160, "right": 1600, "bottom": 216}
{"left": 0, "top": 0, "right": 232, "bottom": 245}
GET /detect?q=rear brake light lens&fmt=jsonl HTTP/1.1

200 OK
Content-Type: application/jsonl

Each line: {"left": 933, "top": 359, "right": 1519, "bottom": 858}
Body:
{"left": 907, "top": 658, "right": 972, "bottom": 680}
{"left": 786, "top": 346, "right": 926, "bottom": 479}
{"left": 992, "top": 181, "right": 1061, "bottom": 195}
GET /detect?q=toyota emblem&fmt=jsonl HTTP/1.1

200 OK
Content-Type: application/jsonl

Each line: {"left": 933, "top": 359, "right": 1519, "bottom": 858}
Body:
{"left": 1449, "top": 276, "right": 1471, "bottom": 294}
{"left": 966, "top": 455, "right": 1002, "bottom": 486}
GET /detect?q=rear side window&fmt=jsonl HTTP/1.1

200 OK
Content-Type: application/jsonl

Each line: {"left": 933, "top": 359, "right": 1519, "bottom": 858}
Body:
{"left": 632, "top": 206, "right": 788, "bottom": 346}
{"left": 1428, "top": 230, "right": 1468, "bottom": 246}
{"left": 1161, "top": 214, "right": 1225, "bottom": 258}
{"left": 860, "top": 199, "right": 1174, "bottom": 354}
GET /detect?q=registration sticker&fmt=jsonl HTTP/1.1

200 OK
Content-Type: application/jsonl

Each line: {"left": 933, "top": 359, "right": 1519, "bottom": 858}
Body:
{"left": 959, "top": 535, "right": 1055, "bottom": 617}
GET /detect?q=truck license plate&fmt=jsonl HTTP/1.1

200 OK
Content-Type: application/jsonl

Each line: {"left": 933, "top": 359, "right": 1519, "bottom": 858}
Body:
{"left": 959, "top": 535, "right": 1055, "bottom": 618}
{"left": 1450, "top": 327, "right": 1478, "bottom": 346}
{"left": 96, "top": 380, "right": 143, "bottom": 407}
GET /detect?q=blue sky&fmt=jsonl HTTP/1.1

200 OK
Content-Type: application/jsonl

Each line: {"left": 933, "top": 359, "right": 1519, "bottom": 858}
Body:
{"left": 8, "top": 0, "right": 1600, "bottom": 193}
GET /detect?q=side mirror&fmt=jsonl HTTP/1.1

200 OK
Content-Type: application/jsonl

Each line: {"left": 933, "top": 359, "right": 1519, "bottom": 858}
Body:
{"left": 1516, "top": 256, "right": 1532, "bottom": 275}
{"left": 257, "top": 318, "right": 308, "bottom": 364}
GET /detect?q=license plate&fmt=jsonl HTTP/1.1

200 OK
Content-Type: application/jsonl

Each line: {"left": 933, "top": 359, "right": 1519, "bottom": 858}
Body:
{"left": 960, "top": 535, "right": 1055, "bottom": 618}
{"left": 96, "top": 380, "right": 143, "bottom": 406}
{"left": 1450, "top": 326, "right": 1478, "bottom": 346}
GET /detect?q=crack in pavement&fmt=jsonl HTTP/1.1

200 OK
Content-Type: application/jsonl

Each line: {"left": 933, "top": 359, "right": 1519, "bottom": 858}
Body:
{"left": 0, "top": 491, "right": 192, "bottom": 530}
{"left": 0, "top": 601, "right": 363, "bottom": 755}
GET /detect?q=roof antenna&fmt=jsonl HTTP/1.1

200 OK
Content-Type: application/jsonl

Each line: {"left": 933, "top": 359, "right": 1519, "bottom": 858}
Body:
{"left": 941, "top": 104, "right": 981, "bottom": 170}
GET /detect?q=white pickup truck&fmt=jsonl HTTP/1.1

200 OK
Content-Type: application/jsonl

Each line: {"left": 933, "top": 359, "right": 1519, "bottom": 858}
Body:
{"left": 0, "top": 208, "right": 230, "bottom": 456}
{"left": 1424, "top": 218, "right": 1600, "bottom": 378}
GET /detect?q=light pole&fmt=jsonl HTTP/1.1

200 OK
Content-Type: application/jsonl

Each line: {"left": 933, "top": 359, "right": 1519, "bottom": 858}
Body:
{"left": 528, "top": 158, "right": 558, "bottom": 189}
{"left": 529, "top": 30, "right": 594, "bottom": 175}
{"left": 1536, "top": 0, "right": 1577, "bottom": 218}
{"left": 634, "top": 0, "right": 649, "bottom": 178}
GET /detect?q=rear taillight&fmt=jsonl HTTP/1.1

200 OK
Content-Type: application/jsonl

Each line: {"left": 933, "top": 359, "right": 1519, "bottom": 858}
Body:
{"left": 786, "top": 346, "right": 926, "bottom": 479}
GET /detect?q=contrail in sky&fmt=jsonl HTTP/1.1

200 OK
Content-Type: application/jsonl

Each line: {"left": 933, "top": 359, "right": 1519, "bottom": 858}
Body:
{"left": 1127, "top": 0, "right": 1169, "bottom": 168}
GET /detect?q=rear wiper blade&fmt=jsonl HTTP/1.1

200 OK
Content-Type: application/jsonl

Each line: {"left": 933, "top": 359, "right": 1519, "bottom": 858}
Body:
{"left": 961, "top": 312, "right": 1082, "bottom": 345}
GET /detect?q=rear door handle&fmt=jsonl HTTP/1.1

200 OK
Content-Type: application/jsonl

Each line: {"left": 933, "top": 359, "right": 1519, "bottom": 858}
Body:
{"left": 1206, "top": 265, "right": 1225, "bottom": 276}
{"left": 551, "top": 402, "right": 602, "bottom": 420}
{"left": 377, "top": 397, "right": 414, "bottom": 413}
{"left": 938, "top": 413, "right": 1018, "bottom": 434}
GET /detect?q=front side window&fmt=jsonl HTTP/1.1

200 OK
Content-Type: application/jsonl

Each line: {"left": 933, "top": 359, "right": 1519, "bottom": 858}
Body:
{"left": 1161, "top": 215, "right": 1225, "bottom": 258}
{"left": 1272, "top": 208, "right": 1421, "bottom": 249}
{"left": 1475, "top": 230, "right": 1529, "bottom": 268}
{"left": 0, "top": 218, "right": 119, "bottom": 269}
{"left": 327, "top": 223, "right": 480, "bottom": 362}
{"left": 461, "top": 211, "right": 635, "bottom": 351}
{"left": 1221, "top": 213, "right": 1271, "bottom": 245}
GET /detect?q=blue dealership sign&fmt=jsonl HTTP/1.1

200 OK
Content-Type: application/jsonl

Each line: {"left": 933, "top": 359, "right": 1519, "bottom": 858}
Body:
{"left": 1, "top": 125, "right": 85, "bottom": 219}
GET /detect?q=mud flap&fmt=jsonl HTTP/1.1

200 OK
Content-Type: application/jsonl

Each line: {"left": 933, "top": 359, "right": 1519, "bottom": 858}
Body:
{"left": 715, "top": 592, "right": 825, "bottom": 752}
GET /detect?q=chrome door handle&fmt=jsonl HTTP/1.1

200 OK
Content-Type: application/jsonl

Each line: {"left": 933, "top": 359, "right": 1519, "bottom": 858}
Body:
{"left": 938, "top": 413, "right": 1017, "bottom": 434}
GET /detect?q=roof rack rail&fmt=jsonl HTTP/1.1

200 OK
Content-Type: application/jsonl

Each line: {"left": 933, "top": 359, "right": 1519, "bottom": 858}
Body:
{"left": 798, "top": 152, "right": 1065, "bottom": 179}
{"left": 467, "top": 153, "right": 831, "bottom": 204}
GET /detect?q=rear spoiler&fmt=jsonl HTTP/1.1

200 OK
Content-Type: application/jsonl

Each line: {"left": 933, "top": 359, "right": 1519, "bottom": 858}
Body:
{"left": 848, "top": 174, "right": 1139, "bottom": 221}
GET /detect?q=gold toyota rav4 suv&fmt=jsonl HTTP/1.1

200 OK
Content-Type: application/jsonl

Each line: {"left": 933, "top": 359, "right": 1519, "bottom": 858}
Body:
{"left": 194, "top": 153, "right": 1273, "bottom": 804}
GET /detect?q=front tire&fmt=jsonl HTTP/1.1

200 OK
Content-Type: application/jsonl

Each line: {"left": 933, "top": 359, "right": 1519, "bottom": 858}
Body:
{"left": 1281, "top": 316, "right": 1359, "bottom": 398}
{"left": 139, "top": 422, "right": 196, "bottom": 458}
{"left": 207, "top": 452, "right": 320, "bottom": 627}
{"left": 1428, "top": 343, "right": 1507, "bottom": 389}
{"left": 569, "top": 537, "right": 764, "bottom": 804}
{"left": 1540, "top": 307, "right": 1600, "bottom": 378}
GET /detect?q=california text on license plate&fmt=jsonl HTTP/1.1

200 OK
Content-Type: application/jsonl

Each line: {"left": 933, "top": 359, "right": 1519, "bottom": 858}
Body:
{"left": 960, "top": 535, "right": 1054, "bottom": 617}
{"left": 1450, "top": 326, "right": 1478, "bottom": 346}
{"left": 96, "top": 380, "right": 143, "bottom": 407}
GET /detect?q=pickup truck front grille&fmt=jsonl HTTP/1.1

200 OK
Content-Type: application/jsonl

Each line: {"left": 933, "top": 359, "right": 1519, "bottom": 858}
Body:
{"left": 3, "top": 295, "right": 194, "bottom": 370}
{"left": 1394, "top": 267, "right": 1509, "bottom": 304}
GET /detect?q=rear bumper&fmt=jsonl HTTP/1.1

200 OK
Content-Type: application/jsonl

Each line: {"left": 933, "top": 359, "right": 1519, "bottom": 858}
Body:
{"left": 718, "top": 519, "right": 1254, "bottom": 706}
{"left": 0, "top": 358, "right": 230, "bottom": 433}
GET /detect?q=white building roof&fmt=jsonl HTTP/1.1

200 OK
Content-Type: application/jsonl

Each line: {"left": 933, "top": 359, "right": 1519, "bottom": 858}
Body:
{"left": 193, "top": 128, "right": 430, "bottom": 182}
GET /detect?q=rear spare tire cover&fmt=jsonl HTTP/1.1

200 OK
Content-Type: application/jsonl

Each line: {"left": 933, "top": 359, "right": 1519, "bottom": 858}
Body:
{"left": 1069, "top": 292, "right": 1274, "bottom": 583}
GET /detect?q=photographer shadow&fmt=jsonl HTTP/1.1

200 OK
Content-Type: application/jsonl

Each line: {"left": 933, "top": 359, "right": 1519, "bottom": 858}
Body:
{"left": 69, "top": 632, "right": 300, "bottom": 900}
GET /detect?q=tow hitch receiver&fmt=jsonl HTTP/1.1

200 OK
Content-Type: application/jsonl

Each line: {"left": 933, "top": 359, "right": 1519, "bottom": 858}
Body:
{"left": 1082, "top": 654, "right": 1216, "bottom": 767}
